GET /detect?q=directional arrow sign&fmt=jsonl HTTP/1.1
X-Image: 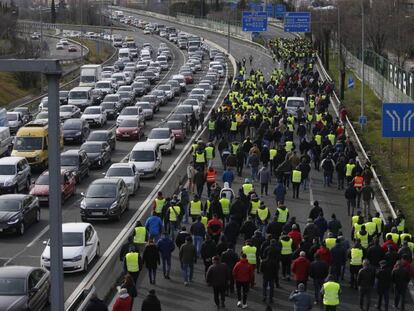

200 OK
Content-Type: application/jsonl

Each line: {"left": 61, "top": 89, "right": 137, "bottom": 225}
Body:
{"left": 284, "top": 12, "right": 311, "bottom": 33}
{"left": 242, "top": 11, "right": 268, "bottom": 32}
{"left": 382, "top": 103, "right": 414, "bottom": 137}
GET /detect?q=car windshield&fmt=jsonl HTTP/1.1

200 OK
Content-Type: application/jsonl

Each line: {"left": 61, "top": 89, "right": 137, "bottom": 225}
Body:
{"left": 0, "top": 278, "right": 25, "bottom": 295}
{"left": 82, "top": 144, "right": 102, "bottom": 153}
{"left": 192, "top": 89, "right": 203, "bottom": 95}
{"left": 149, "top": 130, "right": 169, "bottom": 139}
{"left": 132, "top": 83, "right": 144, "bottom": 88}
{"left": 136, "top": 104, "right": 151, "bottom": 110}
{"left": 63, "top": 122, "right": 81, "bottom": 130}
{"left": 62, "top": 232, "right": 83, "bottom": 247}
{"left": 61, "top": 106, "right": 74, "bottom": 112}
{"left": 69, "top": 91, "right": 87, "bottom": 99}
{"left": 7, "top": 114, "right": 17, "bottom": 121}
{"left": 80, "top": 76, "right": 95, "bottom": 83}
{"left": 287, "top": 100, "right": 305, "bottom": 108}
{"left": 106, "top": 167, "right": 133, "bottom": 177}
{"left": 158, "top": 85, "right": 170, "bottom": 91}
{"left": 176, "top": 106, "right": 192, "bottom": 114}
{"left": 167, "top": 122, "right": 182, "bottom": 130}
{"left": 14, "top": 137, "right": 42, "bottom": 151}
{"left": 121, "top": 108, "right": 137, "bottom": 116}
{"left": 60, "top": 91, "right": 69, "bottom": 97}
{"left": 130, "top": 150, "right": 154, "bottom": 162}
{"left": 61, "top": 155, "right": 79, "bottom": 166}
{"left": 0, "top": 199, "right": 21, "bottom": 211}
{"left": 96, "top": 82, "right": 111, "bottom": 88}
{"left": 84, "top": 108, "right": 101, "bottom": 114}
{"left": 118, "top": 93, "right": 129, "bottom": 99}
{"left": 0, "top": 165, "right": 16, "bottom": 175}
{"left": 88, "top": 132, "right": 107, "bottom": 141}
{"left": 119, "top": 119, "right": 137, "bottom": 127}
{"left": 101, "top": 103, "right": 115, "bottom": 109}
{"left": 103, "top": 95, "right": 119, "bottom": 102}
{"left": 86, "top": 184, "right": 117, "bottom": 198}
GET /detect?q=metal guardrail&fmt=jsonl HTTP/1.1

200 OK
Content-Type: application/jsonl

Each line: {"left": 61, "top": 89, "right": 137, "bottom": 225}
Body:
{"left": 17, "top": 20, "right": 127, "bottom": 32}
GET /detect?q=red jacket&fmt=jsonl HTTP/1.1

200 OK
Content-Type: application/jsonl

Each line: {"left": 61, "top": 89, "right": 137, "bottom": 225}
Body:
{"left": 232, "top": 258, "right": 253, "bottom": 283}
{"left": 207, "top": 218, "right": 223, "bottom": 236}
{"left": 399, "top": 259, "right": 414, "bottom": 279}
{"left": 291, "top": 256, "right": 310, "bottom": 281}
{"left": 112, "top": 295, "right": 132, "bottom": 311}
{"left": 382, "top": 239, "right": 398, "bottom": 252}
{"left": 315, "top": 246, "right": 332, "bottom": 265}
{"left": 288, "top": 229, "right": 302, "bottom": 248}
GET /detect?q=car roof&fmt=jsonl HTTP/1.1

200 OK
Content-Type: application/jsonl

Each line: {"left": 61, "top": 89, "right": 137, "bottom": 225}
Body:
{"left": 0, "top": 194, "right": 29, "bottom": 200}
{"left": 287, "top": 96, "right": 305, "bottom": 101}
{"left": 62, "top": 222, "right": 91, "bottom": 232}
{"left": 0, "top": 157, "right": 25, "bottom": 165}
{"left": 0, "top": 265, "right": 39, "bottom": 278}
{"left": 91, "top": 177, "right": 121, "bottom": 185}
{"left": 132, "top": 141, "right": 159, "bottom": 150}
{"left": 61, "top": 149, "right": 83, "bottom": 156}
{"left": 39, "top": 168, "right": 71, "bottom": 175}
{"left": 109, "top": 163, "right": 134, "bottom": 169}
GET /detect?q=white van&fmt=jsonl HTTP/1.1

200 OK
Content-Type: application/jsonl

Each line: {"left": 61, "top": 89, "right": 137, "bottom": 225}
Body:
{"left": 129, "top": 142, "right": 161, "bottom": 178}
{"left": 68, "top": 87, "right": 94, "bottom": 110}
{"left": 118, "top": 48, "right": 131, "bottom": 63}
{"left": 0, "top": 127, "right": 12, "bottom": 156}
{"left": 79, "top": 64, "right": 102, "bottom": 87}
{"left": 285, "top": 97, "right": 306, "bottom": 116}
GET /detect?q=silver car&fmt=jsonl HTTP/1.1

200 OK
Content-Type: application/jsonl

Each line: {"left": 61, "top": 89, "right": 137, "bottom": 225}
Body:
{"left": 105, "top": 163, "right": 140, "bottom": 195}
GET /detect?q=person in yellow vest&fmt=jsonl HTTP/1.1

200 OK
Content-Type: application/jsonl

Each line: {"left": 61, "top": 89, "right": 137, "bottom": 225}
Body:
{"left": 205, "top": 143, "right": 215, "bottom": 168}
{"left": 123, "top": 246, "right": 143, "bottom": 284}
{"left": 229, "top": 117, "right": 238, "bottom": 141}
{"left": 152, "top": 191, "right": 166, "bottom": 218}
{"left": 314, "top": 133, "right": 322, "bottom": 146}
{"left": 348, "top": 240, "right": 364, "bottom": 289}
{"left": 168, "top": 199, "right": 182, "bottom": 240}
{"left": 279, "top": 233, "right": 294, "bottom": 280}
{"left": 242, "top": 239, "right": 257, "bottom": 287}
{"left": 231, "top": 141, "right": 240, "bottom": 155}
{"left": 208, "top": 118, "right": 216, "bottom": 141}
{"left": 191, "top": 140, "right": 199, "bottom": 156}
{"left": 269, "top": 147, "right": 277, "bottom": 175}
{"left": 327, "top": 132, "right": 336, "bottom": 146}
{"left": 285, "top": 140, "right": 295, "bottom": 152}
{"left": 355, "top": 225, "right": 370, "bottom": 249}
{"left": 257, "top": 201, "right": 270, "bottom": 235}
{"left": 321, "top": 274, "right": 341, "bottom": 310}
{"left": 306, "top": 112, "right": 313, "bottom": 132}
{"left": 194, "top": 147, "right": 207, "bottom": 171}
{"left": 396, "top": 210, "right": 406, "bottom": 234}
{"left": 242, "top": 178, "right": 254, "bottom": 196}
{"left": 291, "top": 167, "right": 302, "bottom": 199}
{"left": 248, "top": 193, "right": 261, "bottom": 219}
{"left": 133, "top": 220, "right": 147, "bottom": 247}
{"left": 275, "top": 204, "right": 289, "bottom": 228}
{"left": 372, "top": 212, "right": 383, "bottom": 238}
{"left": 351, "top": 213, "right": 364, "bottom": 240}
{"left": 364, "top": 216, "right": 377, "bottom": 239}
{"left": 325, "top": 232, "right": 337, "bottom": 250}
{"left": 189, "top": 194, "right": 202, "bottom": 222}
{"left": 400, "top": 231, "right": 412, "bottom": 246}
{"left": 219, "top": 193, "right": 230, "bottom": 224}
{"left": 345, "top": 159, "right": 356, "bottom": 184}
{"left": 385, "top": 227, "right": 400, "bottom": 245}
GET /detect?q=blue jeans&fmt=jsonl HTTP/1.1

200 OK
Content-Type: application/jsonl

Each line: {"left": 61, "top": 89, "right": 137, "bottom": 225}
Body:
{"left": 302, "top": 177, "right": 308, "bottom": 190}
{"left": 182, "top": 203, "right": 189, "bottom": 224}
{"left": 162, "top": 256, "right": 171, "bottom": 276}
{"left": 263, "top": 279, "right": 274, "bottom": 299}
{"left": 193, "top": 235, "right": 203, "bottom": 257}
{"left": 251, "top": 166, "right": 258, "bottom": 181}
{"left": 181, "top": 263, "right": 194, "bottom": 283}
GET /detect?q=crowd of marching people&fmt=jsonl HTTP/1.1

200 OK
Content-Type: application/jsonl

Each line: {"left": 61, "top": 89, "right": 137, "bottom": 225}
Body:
{"left": 86, "top": 37, "right": 414, "bottom": 311}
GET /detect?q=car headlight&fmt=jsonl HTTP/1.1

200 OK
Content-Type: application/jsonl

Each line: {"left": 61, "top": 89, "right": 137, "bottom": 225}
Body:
{"left": 7, "top": 217, "right": 20, "bottom": 225}
{"left": 4, "top": 180, "right": 15, "bottom": 187}
{"left": 80, "top": 200, "right": 86, "bottom": 209}
{"left": 41, "top": 256, "right": 50, "bottom": 262}
{"left": 71, "top": 255, "right": 82, "bottom": 262}
{"left": 110, "top": 201, "right": 118, "bottom": 209}
{"left": 76, "top": 131, "right": 82, "bottom": 136}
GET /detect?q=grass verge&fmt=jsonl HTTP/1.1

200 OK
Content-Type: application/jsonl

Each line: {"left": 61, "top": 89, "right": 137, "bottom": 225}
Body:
{"left": 0, "top": 72, "right": 34, "bottom": 107}
{"left": 327, "top": 50, "right": 414, "bottom": 231}
{"left": 78, "top": 39, "right": 115, "bottom": 64}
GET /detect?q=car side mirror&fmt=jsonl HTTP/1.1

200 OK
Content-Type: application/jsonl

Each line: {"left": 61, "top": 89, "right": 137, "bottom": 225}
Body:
{"left": 81, "top": 192, "right": 85, "bottom": 196}
{"left": 42, "top": 240, "right": 47, "bottom": 245}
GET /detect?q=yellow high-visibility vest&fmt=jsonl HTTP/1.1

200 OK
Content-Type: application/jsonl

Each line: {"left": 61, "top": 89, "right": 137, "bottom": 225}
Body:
{"left": 400, "top": 233, "right": 412, "bottom": 243}
{"left": 325, "top": 238, "right": 337, "bottom": 250}
{"left": 169, "top": 205, "right": 181, "bottom": 221}
{"left": 315, "top": 134, "right": 322, "bottom": 146}
{"left": 208, "top": 120, "right": 215, "bottom": 130}
{"left": 230, "top": 121, "right": 238, "bottom": 131}
{"left": 386, "top": 232, "right": 399, "bottom": 244}
{"left": 277, "top": 207, "right": 288, "bottom": 223}
{"left": 201, "top": 216, "right": 208, "bottom": 228}
{"left": 356, "top": 231, "right": 369, "bottom": 248}
{"left": 353, "top": 223, "right": 362, "bottom": 239}
{"left": 257, "top": 207, "right": 269, "bottom": 221}
{"left": 190, "top": 200, "right": 202, "bottom": 216}
{"left": 346, "top": 163, "right": 356, "bottom": 177}
{"left": 242, "top": 183, "right": 253, "bottom": 196}
{"left": 269, "top": 149, "right": 277, "bottom": 160}
{"left": 133, "top": 227, "right": 146, "bottom": 244}
{"left": 372, "top": 217, "right": 382, "bottom": 233}
{"left": 205, "top": 146, "right": 214, "bottom": 160}
{"left": 242, "top": 245, "right": 257, "bottom": 264}
{"left": 323, "top": 281, "right": 340, "bottom": 306}
{"left": 195, "top": 151, "right": 205, "bottom": 163}
{"left": 154, "top": 198, "right": 165, "bottom": 213}
{"left": 292, "top": 170, "right": 302, "bottom": 183}
{"left": 327, "top": 134, "right": 335, "bottom": 145}
{"left": 250, "top": 200, "right": 261, "bottom": 215}
{"left": 365, "top": 222, "right": 377, "bottom": 236}
{"left": 285, "top": 141, "right": 293, "bottom": 152}
{"left": 219, "top": 198, "right": 230, "bottom": 215}
{"left": 397, "top": 219, "right": 405, "bottom": 233}
{"left": 231, "top": 143, "right": 239, "bottom": 155}
{"left": 350, "top": 248, "right": 363, "bottom": 266}
{"left": 352, "top": 215, "right": 359, "bottom": 225}
{"left": 125, "top": 252, "right": 140, "bottom": 272}
{"left": 280, "top": 239, "right": 293, "bottom": 255}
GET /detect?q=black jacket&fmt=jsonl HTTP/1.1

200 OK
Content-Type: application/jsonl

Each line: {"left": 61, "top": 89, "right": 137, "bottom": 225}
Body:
{"left": 260, "top": 258, "right": 278, "bottom": 280}
{"left": 85, "top": 297, "right": 108, "bottom": 311}
{"left": 366, "top": 244, "right": 385, "bottom": 267}
{"left": 309, "top": 259, "right": 329, "bottom": 280}
{"left": 175, "top": 231, "right": 191, "bottom": 249}
{"left": 224, "top": 220, "right": 240, "bottom": 244}
{"left": 221, "top": 248, "right": 239, "bottom": 270}
{"left": 240, "top": 220, "right": 257, "bottom": 241}
{"left": 141, "top": 294, "right": 162, "bottom": 311}
{"left": 230, "top": 198, "right": 247, "bottom": 222}
{"left": 206, "top": 262, "right": 229, "bottom": 287}
{"left": 376, "top": 266, "right": 392, "bottom": 291}
{"left": 392, "top": 265, "right": 411, "bottom": 289}
{"left": 357, "top": 266, "right": 376, "bottom": 289}
{"left": 201, "top": 239, "right": 217, "bottom": 260}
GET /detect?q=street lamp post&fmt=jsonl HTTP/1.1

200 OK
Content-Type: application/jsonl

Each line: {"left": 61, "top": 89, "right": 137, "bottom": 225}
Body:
{"left": 361, "top": 0, "right": 365, "bottom": 128}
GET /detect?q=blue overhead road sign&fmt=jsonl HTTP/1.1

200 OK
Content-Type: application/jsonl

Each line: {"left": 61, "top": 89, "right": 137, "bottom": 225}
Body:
{"left": 382, "top": 103, "right": 414, "bottom": 138}
{"left": 275, "top": 4, "right": 286, "bottom": 18}
{"left": 284, "top": 12, "right": 311, "bottom": 33}
{"left": 242, "top": 11, "right": 268, "bottom": 32}
{"left": 266, "top": 4, "right": 274, "bottom": 18}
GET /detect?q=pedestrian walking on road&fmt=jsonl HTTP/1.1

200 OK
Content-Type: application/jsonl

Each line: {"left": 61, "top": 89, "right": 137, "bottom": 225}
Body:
{"left": 258, "top": 164, "right": 271, "bottom": 196}
{"left": 260, "top": 255, "right": 278, "bottom": 304}
{"left": 289, "top": 283, "right": 313, "bottom": 311}
{"left": 291, "top": 251, "right": 311, "bottom": 289}
{"left": 201, "top": 235, "right": 218, "bottom": 274}
{"left": 221, "top": 246, "right": 239, "bottom": 294}
{"left": 157, "top": 232, "right": 175, "bottom": 279}
{"left": 392, "top": 260, "right": 411, "bottom": 311}
{"left": 321, "top": 275, "right": 341, "bottom": 311}
{"left": 206, "top": 255, "right": 229, "bottom": 309}
{"left": 142, "top": 239, "right": 160, "bottom": 285}
{"left": 123, "top": 246, "right": 143, "bottom": 285}
{"left": 120, "top": 274, "right": 137, "bottom": 309}
{"left": 190, "top": 216, "right": 206, "bottom": 258}
{"left": 112, "top": 288, "right": 132, "bottom": 311}
{"left": 376, "top": 260, "right": 392, "bottom": 311}
{"left": 141, "top": 289, "right": 162, "bottom": 311}
{"left": 357, "top": 259, "right": 375, "bottom": 311}
{"left": 233, "top": 253, "right": 254, "bottom": 309}
{"left": 179, "top": 236, "right": 197, "bottom": 286}
{"left": 309, "top": 253, "right": 329, "bottom": 304}
{"left": 85, "top": 293, "right": 108, "bottom": 311}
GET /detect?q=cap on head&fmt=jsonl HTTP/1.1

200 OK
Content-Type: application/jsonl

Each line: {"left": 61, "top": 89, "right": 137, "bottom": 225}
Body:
{"left": 298, "top": 283, "right": 305, "bottom": 291}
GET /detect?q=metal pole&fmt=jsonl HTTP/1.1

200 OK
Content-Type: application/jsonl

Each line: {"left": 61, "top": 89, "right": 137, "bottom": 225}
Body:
{"left": 227, "top": 15, "right": 230, "bottom": 54}
{"left": 361, "top": 0, "right": 365, "bottom": 128}
{"left": 40, "top": 7, "right": 44, "bottom": 92}
{"left": 337, "top": 6, "right": 340, "bottom": 81}
{"left": 408, "top": 138, "right": 411, "bottom": 168}
{"left": 80, "top": 0, "right": 84, "bottom": 65}
{"left": 46, "top": 72, "right": 64, "bottom": 311}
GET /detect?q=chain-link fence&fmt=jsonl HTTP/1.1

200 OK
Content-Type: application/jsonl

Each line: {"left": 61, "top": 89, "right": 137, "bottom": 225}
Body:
{"left": 342, "top": 45, "right": 413, "bottom": 103}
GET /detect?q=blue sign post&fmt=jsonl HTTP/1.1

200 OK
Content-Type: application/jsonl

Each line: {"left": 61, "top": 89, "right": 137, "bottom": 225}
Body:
{"left": 266, "top": 4, "right": 274, "bottom": 18}
{"left": 359, "top": 115, "right": 367, "bottom": 126}
{"left": 242, "top": 11, "right": 268, "bottom": 32}
{"left": 229, "top": 2, "right": 237, "bottom": 10}
{"left": 348, "top": 77, "right": 355, "bottom": 89}
{"left": 275, "top": 4, "right": 286, "bottom": 19}
{"left": 382, "top": 103, "right": 414, "bottom": 138}
{"left": 284, "top": 12, "right": 311, "bottom": 33}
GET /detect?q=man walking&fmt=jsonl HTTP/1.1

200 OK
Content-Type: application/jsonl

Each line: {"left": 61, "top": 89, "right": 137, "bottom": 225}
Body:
{"left": 260, "top": 255, "right": 278, "bottom": 304}
{"left": 179, "top": 236, "right": 197, "bottom": 286}
{"left": 206, "top": 256, "right": 229, "bottom": 309}
{"left": 376, "top": 260, "right": 392, "bottom": 311}
{"left": 157, "top": 232, "right": 175, "bottom": 279}
{"left": 289, "top": 283, "right": 313, "bottom": 311}
{"left": 357, "top": 259, "right": 375, "bottom": 311}
{"left": 321, "top": 275, "right": 341, "bottom": 310}
{"left": 233, "top": 253, "right": 254, "bottom": 309}
{"left": 310, "top": 253, "right": 329, "bottom": 304}
{"left": 392, "top": 260, "right": 411, "bottom": 311}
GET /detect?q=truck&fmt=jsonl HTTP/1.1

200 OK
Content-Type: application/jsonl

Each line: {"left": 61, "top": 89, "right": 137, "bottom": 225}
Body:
{"left": 79, "top": 64, "right": 102, "bottom": 87}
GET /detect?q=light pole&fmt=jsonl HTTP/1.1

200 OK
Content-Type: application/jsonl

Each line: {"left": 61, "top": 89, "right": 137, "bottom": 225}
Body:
{"left": 80, "top": 0, "right": 84, "bottom": 65}
{"left": 361, "top": 0, "right": 365, "bottom": 128}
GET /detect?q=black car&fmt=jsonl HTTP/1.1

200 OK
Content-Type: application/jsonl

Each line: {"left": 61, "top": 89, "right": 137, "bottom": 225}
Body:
{"left": 0, "top": 266, "right": 50, "bottom": 311}
{"left": 100, "top": 102, "right": 119, "bottom": 120}
{"left": 0, "top": 194, "right": 40, "bottom": 236}
{"left": 80, "top": 178, "right": 129, "bottom": 221}
{"left": 80, "top": 141, "right": 111, "bottom": 168}
{"left": 131, "top": 81, "right": 147, "bottom": 97}
{"left": 86, "top": 130, "right": 116, "bottom": 151}
{"left": 60, "top": 149, "right": 90, "bottom": 183}
{"left": 169, "top": 113, "right": 191, "bottom": 132}
{"left": 59, "top": 90, "right": 69, "bottom": 105}
{"left": 62, "top": 118, "right": 90, "bottom": 144}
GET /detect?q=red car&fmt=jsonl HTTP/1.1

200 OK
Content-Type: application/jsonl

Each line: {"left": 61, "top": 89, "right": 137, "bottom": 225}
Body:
{"left": 180, "top": 71, "right": 193, "bottom": 84}
{"left": 29, "top": 169, "right": 76, "bottom": 205}
{"left": 116, "top": 119, "right": 144, "bottom": 140}
{"left": 165, "top": 120, "right": 186, "bottom": 143}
